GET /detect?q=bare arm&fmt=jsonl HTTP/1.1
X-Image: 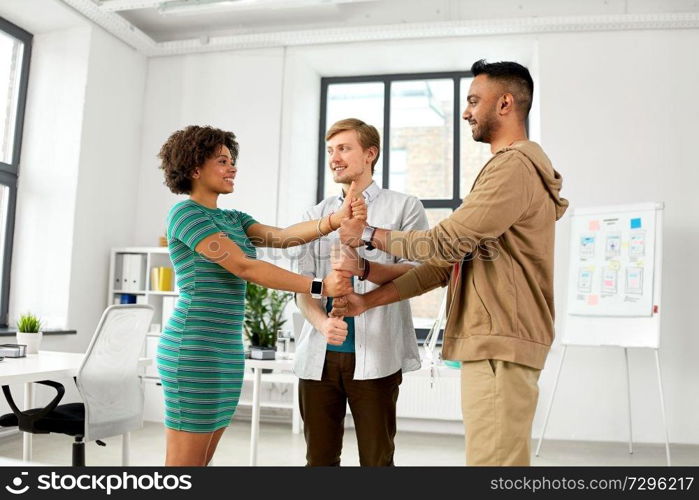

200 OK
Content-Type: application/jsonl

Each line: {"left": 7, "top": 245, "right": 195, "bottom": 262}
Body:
{"left": 330, "top": 244, "right": 415, "bottom": 285}
{"left": 245, "top": 181, "right": 366, "bottom": 248}
{"left": 363, "top": 262, "right": 414, "bottom": 285}
{"left": 195, "top": 233, "right": 353, "bottom": 296}
{"left": 245, "top": 220, "right": 335, "bottom": 249}
{"left": 332, "top": 282, "right": 402, "bottom": 318}
{"left": 332, "top": 263, "right": 451, "bottom": 317}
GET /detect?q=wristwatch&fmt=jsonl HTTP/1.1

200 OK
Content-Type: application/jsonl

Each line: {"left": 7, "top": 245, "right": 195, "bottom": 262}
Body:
{"left": 310, "top": 278, "right": 324, "bottom": 299}
{"left": 361, "top": 225, "right": 377, "bottom": 251}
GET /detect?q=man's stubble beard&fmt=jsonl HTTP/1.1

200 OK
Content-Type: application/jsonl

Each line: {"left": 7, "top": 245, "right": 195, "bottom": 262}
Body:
{"left": 473, "top": 110, "right": 500, "bottom": 144}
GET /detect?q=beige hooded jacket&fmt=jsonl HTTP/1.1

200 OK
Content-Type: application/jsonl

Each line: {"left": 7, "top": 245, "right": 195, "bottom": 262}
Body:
{"left": 390, "top": 140, "right": 568, "bottom": 369}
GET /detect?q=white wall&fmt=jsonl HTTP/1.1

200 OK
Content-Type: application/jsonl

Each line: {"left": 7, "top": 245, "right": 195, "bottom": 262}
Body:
{"left": 59, "top": 27, "right": 148, "bottom": 352}
{"left": 537, "top": 29, "right": 699, "bottom": 445}
{"left": 7, "top": 19, "right": 147, "bottom": 353}
{"left": 132, "top": 48, "right": 285, "bottom": 246}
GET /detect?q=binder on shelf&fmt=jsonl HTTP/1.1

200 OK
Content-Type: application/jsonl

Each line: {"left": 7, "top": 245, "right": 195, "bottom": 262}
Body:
{"left": 114, "top": 254, "right": 124, "bottom": 291}
{"left": 123, "top": 254, "right": 145, "bottom": 291}
{"left": 121, "top": 254, "right": 132, "bottom": 292}
{"left": 150, "top": 267, "right": 159, "bottom": 291}
{"left": 136, "top": 295, "right": 148, "bottom": 305}
{"left": 161, "top": 296, "right": 176, "bottom": 327}
{"left": 159, "top": 267, "right": 173, "bottom": 291}
{"left": 150, "top": 266, "right": 174, "bottom": 291}
{"left": 120, "top": 294, "right": 137, "bottom": 304}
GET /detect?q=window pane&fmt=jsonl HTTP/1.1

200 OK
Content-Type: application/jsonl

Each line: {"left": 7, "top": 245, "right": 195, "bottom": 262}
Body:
{"left": 0, "top": 31, "right": 24, "bottom": 165}
{"left": 323, "top": 82, "right": 384, "bottom": 199}
{"left": 389, "top": 79, "right": 453, "bottom": 199}
{"left": 409, "top": 208, "right": 452, "bottom": 329}
{"left": 459, "top": 78, "right": 492, "bottom": 198}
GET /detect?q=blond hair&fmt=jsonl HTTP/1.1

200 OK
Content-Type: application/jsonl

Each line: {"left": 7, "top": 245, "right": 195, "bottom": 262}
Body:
{"left": 325, "top": 118, "right": 381, "bottom": 174}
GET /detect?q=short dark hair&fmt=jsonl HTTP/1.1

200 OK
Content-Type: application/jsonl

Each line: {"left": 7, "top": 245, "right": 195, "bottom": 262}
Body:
{"left": 158, "top": 125, "right": 239, "bottom": 194}
{"left": 471, "top": 59, "right": 534, "bottom": 119}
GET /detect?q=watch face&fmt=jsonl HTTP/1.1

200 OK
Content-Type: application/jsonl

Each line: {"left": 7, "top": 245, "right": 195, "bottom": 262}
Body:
{"left": 310, "top": 280, "right": 323, "bottom": 295}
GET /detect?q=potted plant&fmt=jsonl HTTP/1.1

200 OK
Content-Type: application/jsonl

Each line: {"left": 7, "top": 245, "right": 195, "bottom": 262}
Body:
{"left": 16, "top": 312, "right": 43, "bottom": 355}
{"left": 244, "top": 283, "right": 292, "bottom": 361}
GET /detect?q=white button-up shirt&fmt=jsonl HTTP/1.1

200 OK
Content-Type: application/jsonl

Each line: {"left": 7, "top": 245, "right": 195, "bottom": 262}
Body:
{"left": 292, "top": 181, "right": 429, "bottom": 380}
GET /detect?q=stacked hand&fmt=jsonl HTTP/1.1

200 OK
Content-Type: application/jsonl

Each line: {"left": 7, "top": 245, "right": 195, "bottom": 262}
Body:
{"left": 330, "top": 243, "right": 364, "bottom": 276}
{"left": 333, "top": 181, "right": 367, "bottom": 228}
{"left": 329, "top": 293, "right": 366, "bottom": 318}
{"left": 322, "top": 181, "right": 367, "bottom": 341}
{"left": 338, "top": 217, "right": 367, "bottom": 248}
{"left": 322, "top": 181, "right": 366, "bottom": 300}
{"left": 322, "top": 270, "right": 354, "bottom": 297}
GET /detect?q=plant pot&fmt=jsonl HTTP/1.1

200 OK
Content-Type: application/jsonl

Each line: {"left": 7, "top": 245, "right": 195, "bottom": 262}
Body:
{"left": 16, "top": 331, "right": 42, "bottom": 355}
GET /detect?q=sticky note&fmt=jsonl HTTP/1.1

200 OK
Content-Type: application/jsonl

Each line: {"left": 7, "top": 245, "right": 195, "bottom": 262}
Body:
{"left": 587, "top": 295, "right": 599, "bottom": 305}
{"left": 630, "top": 218, "right": 642, "bottom": 229}
{"left": 588, "top": 220, "right": 600, "bottom": 231}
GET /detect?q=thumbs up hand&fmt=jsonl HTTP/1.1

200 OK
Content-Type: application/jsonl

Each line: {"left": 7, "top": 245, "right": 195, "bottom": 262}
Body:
{"left": 331, "top": 181, "right": 366, "bottom": 229}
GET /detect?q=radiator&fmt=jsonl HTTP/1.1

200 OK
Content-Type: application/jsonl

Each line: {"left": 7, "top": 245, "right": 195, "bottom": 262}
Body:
{"left": 396, "top": 367, "right": 462, "bottom": 421}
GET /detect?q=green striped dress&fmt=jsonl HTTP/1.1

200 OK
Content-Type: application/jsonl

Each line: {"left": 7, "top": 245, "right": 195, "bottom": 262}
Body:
{"left": 157, "top": 200, "right": 257, "bottom": 432}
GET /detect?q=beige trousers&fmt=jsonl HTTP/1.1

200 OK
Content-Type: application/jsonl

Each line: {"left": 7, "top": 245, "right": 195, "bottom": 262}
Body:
{"left": 461, "top": 359, "right": 541, "bottom": 466}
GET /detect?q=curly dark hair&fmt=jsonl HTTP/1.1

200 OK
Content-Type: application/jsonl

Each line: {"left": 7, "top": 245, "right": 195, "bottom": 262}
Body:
{"left": 158, "top": 125, "right": 239, "bottom": 194}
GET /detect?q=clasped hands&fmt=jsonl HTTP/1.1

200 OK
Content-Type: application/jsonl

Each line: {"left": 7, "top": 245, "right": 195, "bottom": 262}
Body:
{"left": 320, "top": 182, "right": 365, "bottom": 298}
{"left": 320, "top": 244, "right": 368, "bottom": 345}
{"left": 318, "top": 186, "right": 369, "bottom": 345}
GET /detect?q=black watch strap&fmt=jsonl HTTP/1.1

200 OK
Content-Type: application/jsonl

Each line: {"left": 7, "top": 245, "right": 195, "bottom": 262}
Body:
{"left": 358, "top": 258, "right": 371, "bottom": 281}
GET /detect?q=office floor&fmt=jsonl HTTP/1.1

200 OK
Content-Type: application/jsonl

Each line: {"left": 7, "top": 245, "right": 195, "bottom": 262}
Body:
{"left": 0, "top": 421, "right": 698, "bottom": 466}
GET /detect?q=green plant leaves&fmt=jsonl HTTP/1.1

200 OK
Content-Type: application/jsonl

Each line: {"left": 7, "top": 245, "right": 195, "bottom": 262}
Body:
{"left": 17, "top": 312, "right": 41, "bottom": 333}
{"left": 244, "top": 283, "right": 292, "bottom": 348}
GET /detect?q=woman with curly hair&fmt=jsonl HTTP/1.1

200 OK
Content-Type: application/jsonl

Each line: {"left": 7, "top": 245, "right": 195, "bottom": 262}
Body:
{"left": 156, "top": 125, "right": 364, "bottom": 466}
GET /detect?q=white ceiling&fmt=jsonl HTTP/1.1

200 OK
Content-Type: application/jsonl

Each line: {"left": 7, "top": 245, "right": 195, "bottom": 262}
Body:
{"left": 4, "top": 0, "right": 699, "bottom": 56}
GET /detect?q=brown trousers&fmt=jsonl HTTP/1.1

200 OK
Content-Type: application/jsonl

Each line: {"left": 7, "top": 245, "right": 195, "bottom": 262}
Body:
{"left": 461, "top": 359, "right": 541, "bottom": 466}
{"left": 298, "top": 351, "right": 402, "bottom": 466}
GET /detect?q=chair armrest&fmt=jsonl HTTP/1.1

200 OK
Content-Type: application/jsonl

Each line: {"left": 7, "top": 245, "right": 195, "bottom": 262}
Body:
{"left": 1, "top": 380, "right": 66, "bottom": 426}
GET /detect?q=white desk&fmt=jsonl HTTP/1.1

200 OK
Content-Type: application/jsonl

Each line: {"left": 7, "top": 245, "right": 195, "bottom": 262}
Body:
{"left": 0, "top": 350, "right": 150, "bottom": 465}
{"left": 245, "top": 358, "right": 298, "bottom": 466}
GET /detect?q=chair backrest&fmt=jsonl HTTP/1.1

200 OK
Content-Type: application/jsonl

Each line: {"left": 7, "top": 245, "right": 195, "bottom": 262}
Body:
{"left": 76, "top": 305, "right": 153, "bottom": 441}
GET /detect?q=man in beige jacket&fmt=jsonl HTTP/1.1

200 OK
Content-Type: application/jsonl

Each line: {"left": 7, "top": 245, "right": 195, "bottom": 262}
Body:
{"left": 334, "top": 59, "right": 569, "bottom": 466}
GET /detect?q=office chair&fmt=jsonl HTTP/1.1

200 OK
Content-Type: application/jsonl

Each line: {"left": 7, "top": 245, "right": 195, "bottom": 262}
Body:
{"left": 0, "top": 304, "right": 153, "bottom": 465}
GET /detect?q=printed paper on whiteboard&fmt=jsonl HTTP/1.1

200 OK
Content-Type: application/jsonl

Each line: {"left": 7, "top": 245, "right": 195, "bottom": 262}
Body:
{"left": 605, "top": 233, "right": 621, "bottom": 259}
{"left": 567, "top": 208, "right": 656, "bottom": 317}
{"left": 601, "top": 267, "right": 618, "bottom": 295}
{"left": 625, "top": 267, "right": 643, "bottom": 295}
{"left": 629, "top": 230, "right": 646, "bottom": 259}
{"left": 577, "top": 268, "right": 593, "bottom": 294}
{"left": 579, "top": 235, "right": 595, "bottom": 259}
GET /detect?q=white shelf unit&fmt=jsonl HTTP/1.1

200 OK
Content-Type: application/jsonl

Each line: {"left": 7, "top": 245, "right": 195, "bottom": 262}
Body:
{"left": 107, "top": 246, "right": 299, "bottom": 427}
{"left": 108, "top": 247, "right": 176, "bottom": 396}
